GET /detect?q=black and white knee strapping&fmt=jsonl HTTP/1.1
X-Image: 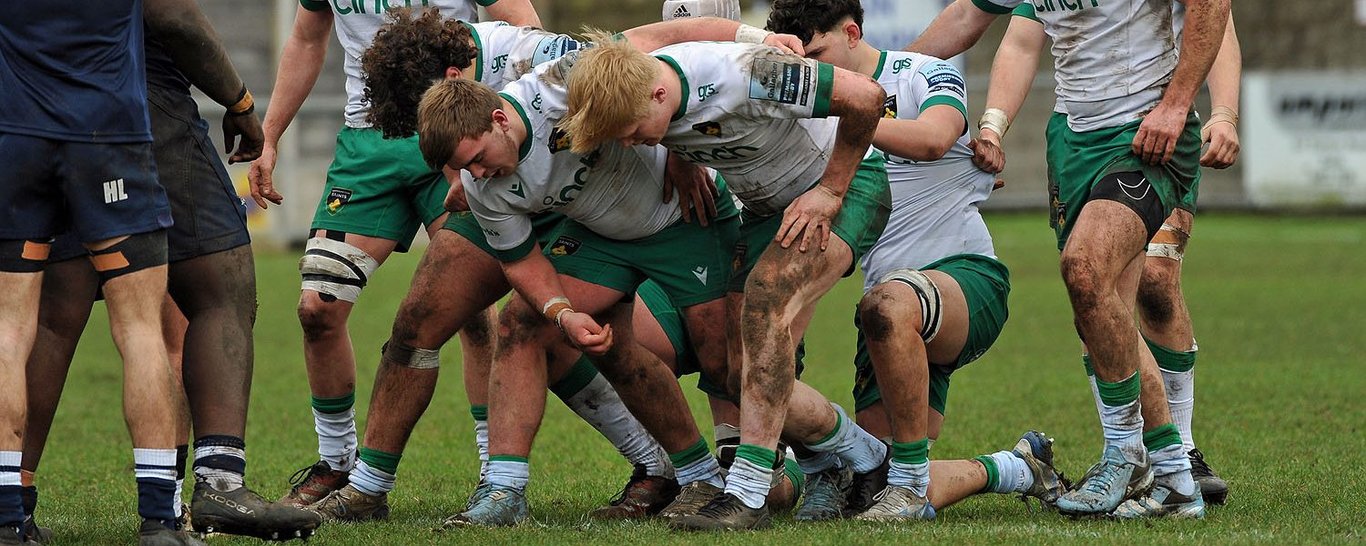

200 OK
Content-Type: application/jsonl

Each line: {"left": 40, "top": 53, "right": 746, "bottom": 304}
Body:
{"left": 877, "top": 268, "right": 943, "bottom": 343}
{"left": 299, "top": 237, "right": 379, "bottom": 303}
{"left": 1145, "top": 223, "right": 1190, "bottom": 261}
{"left": 380, "top": 339, "right": 441, "bottom": 369}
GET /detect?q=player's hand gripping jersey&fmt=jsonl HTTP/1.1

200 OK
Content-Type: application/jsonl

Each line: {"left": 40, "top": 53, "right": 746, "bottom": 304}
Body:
{"left": 462, "top": 62, "right": 683, "bottom": 259}
{"left": 862, "top": 50, "right": 997, "bottom": 287}
{"left": 648, "top": 41, "right": 840, "bottom": 216}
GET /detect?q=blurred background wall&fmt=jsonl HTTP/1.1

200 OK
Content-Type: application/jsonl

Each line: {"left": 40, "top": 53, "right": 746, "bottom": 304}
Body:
{"left": 200, "top": 0, "right": 1366, "bottom": 246}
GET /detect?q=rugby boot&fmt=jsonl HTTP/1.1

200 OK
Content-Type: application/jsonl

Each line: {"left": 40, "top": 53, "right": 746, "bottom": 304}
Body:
{"left": 853, "top": 485, "right": 936, "bottom": 522}
{"left": 19, "top": 487, "right": 50, "bottom": 545}
{"left": 441, "top": 486, "right": 529, "bottom": 528}
{"left": 191, "top": 480, "right": 323, "bottom": 541}
{"left": 0, "top": 526, "right": 38, "bottom": 546}
{"left": 588, "top": 464, "right": 680, "bottom": 519}
{"left": 669, "top": 493, "right": 770, "bottom": 531}
{"left": 658, "top": 481, "right": 723, "bottom": 520}
{"left": 1056, "top": 445, "right": 1153, "bottom": 516}
{"left": 1112, "top": 483, "right": 1206, "bottom": 519}
{"left": 792, "top": 464, "right": 853, "bottom": 521}
{"left": 137, "top": 519, "right": 205, "bottom": 546}
{"left": 279, "top": 461, "right": 347, "bottom": 508}
{"left": 465, "top": 480, "right": 491, "bottom": 511}
{"left": 307, "top": 484, "right": 389, "bottom": 522}
{"left": 1013, "top": 430, "right": 1070, "bottom": 506}
{"left": 844, "top": 450, "right": 891, "bottom": 517}
{"left": 1188, "top": 449, "right": 1228, "bottom": 505}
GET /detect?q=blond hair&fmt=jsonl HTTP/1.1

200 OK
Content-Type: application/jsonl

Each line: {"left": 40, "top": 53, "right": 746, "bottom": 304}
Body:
{"left": 417, "top": 78, "right": 505, "bottom": 170}
{"left": 560, "top": 30, "right": 662, "bottom": 155}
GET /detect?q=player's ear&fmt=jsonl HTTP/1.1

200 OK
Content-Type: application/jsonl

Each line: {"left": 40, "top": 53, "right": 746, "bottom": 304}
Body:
{"left": 444, "top": 66, "right": 463, "bottom": 80}
{"left": 844, "top": 19, "right": 863, "bottom": 47}
{"left": 652, "top": 84, "right": 668, "bottom": 104}
{"left": 491, "top": 108, "right": 510, "bottom": 130}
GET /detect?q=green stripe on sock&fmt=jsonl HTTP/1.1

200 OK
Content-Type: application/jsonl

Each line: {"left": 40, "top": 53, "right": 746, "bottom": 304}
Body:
{"left": 358, "top": 447, "right": 402, "bottom": 475}
{"left": 489, "top": 454, "right": 528, "bottom": 463}
{"left": 549, "top": 356, "right": 598, "bottom": 399}
{"left": 1142, "top": 423, "right": 1183, "bottom": 451}
{"left": 1082, "top": 354, "right": 1095, "bottom": 377}
{"left": 1145, "top": 337, "right": 1196, "bottom": 373}
{"left": 1096, "top": 371, "right": 1141, "bottom": 407}
{"left": 892, "top": 439, "right": 930, "bottom": 465}
{"left": 668, "top": 438, "right": 710, "bottom": 468}
{"left": 311, "top": 393, "right": 354, "bottom": 414}
{"left": 974, "top": 455, "right": 999, "bottom": 493}
{"left": 735, "top": 445, "right": 777, "bottom": 469}
{"left": 783, "top": 458, "right": 805, "bottom": 491}
{"left": 470, "top": 405, "right": 488, "bottom": 421}
{"left": 813, "top": 408, "right": 844, "bottom": 446}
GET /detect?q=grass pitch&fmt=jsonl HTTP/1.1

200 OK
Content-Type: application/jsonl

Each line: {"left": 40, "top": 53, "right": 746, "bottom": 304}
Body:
{"left": 30, "top": 213, "right": 1366, "bottom": 544}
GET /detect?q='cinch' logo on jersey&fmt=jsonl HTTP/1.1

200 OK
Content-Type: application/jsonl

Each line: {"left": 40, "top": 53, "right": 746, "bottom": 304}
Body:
{"left": 681, "top": 145, "right": 759, "bottom": 164}
{"left": 692, "top": 121, "right": 723, "bottom": 137}
{"left": 102, "top": 178, "right": 129, "bottom": 204}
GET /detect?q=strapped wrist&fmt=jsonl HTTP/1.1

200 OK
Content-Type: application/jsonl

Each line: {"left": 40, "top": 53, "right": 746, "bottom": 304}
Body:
{"left": 978, "top": 108, "right": 1010, "bottom": 139}
{"left": 735, "top": 24, "right": 772, "bottom": 44}
{"left": 227, "top": 86, "right": 255, "bottom": 116}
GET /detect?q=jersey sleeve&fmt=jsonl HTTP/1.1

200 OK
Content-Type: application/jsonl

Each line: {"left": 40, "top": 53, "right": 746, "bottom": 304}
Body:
{"left": 970, "top": 0, "right": 1023, "bottom": 15}
{"left": 463, "top": 175, "right": 538, "bottom": 261}
{"left": 1011, "top": 3, "right": 1040, "bottom": 21}
{"left": 730, "top": 49, "right": 835, "bottom": 119}
{"left": 476, "top": 0, "right": 499, "bottom": 6}
{"left": 914, "top": 60, "right": 968, "bottom": 123}
{"left": 299, "top": 0, "right": 329, "bottom": 12}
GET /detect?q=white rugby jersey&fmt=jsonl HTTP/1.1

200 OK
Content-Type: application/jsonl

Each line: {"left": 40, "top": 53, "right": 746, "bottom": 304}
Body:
{"left": 861, "top": 50, "right": 996, "bottom": 291}
{"left": 299, "top": 0, "right": 481, "bottom": 128}
{"left": 466, "top": 21, "right": 580, "bottom": 91}
{"left": 974, "top": 0, "right": 1177, "bottom": 131}
{"left": 463, "top": 64, "right": 681, "bottom": 255}
{"left": 648, "top": 42, "right": 841, "bottom": 216}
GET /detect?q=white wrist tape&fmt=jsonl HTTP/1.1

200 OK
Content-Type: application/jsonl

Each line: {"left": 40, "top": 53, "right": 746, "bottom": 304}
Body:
{"left": 978, "top": 107, "right": 1010, "bottom": 139}
{"left": 735, "top": 23, "right": 772, "bottom": 44}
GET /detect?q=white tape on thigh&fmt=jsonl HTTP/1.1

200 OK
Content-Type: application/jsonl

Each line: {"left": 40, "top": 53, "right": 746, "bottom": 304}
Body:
{"left": 381, "top": 340, "right": 441, "bottom": 369}
{"left": 299, "top": 238, "right": 379, "bottom": 303}
{"left": 1145, "top": 223, "right": 1189, "bottom": 261}
{"left": 877, "top": 268, "right": 943, "bottom": 343}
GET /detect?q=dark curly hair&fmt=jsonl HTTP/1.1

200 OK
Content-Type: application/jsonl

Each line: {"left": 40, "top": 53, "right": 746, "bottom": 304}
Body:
{"left": 362, "top": 7, "right": 477, "bottom": 139}
{"left": 765, "top": 0, "right": 864, "bottom": 44}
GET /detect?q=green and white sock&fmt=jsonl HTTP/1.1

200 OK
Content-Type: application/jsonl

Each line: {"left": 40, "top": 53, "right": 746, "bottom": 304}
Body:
{"left": 807, "top": 404, "right": 887, "bottom": 473}
{"left": 669, "top": 439, "right": 723, "bottom": 488}
{"left": 1095, "top": 370, "right": 1146, "bottom": 462}
{"left": 888, "top": 439, "right": 930, "bottom": 497}
{"left": 553, "top": 358, "right": 672, "bottom": 479}
{"left": 486, "top": 455, "right": 529, "bottom": 491}
{"left": 470, "top": 405, "right": 489, "bottom": 479}
{"left": 973, "top": 450, "right": 1033, "bottom": 494}
{"left": 1148, "top": 338, "right": 1198, "bottom": 452}
{"left": 311, "top": 393, "right": 357, "bottom": 472}
{"left": 1145, "top": 424, "right": 1197, "bottom": 496}
{"left": 723, "top": 445, "right": 775, "bottom": 509}
{"left": 350, "top": 447, "right": 400, "bottom": 496}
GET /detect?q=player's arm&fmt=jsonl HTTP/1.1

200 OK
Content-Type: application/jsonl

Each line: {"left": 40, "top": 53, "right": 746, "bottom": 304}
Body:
{"left": 621, "top": 17, "right": 804, "bottom": 55}
{"left": 906, "top": 0, "right": 1007, "bottom": 60}
{"left": 499, "top": 248, "right": 612, "bottom": 355}
{"left": 779, "top": 65, "right": 885, "bottom": 252}
{"left": 248, "top": 4, "right": 333, "bottom": 209}
{"left": 484, "top": 0, "right": 542, "bottom": 28}
{"left": 1134, "top": 0, "right": 1230, "bottom": 165}
{"left": 873, "top": 61, "right": 968, "bottom": 162}
{"left": 143, "top": 0, "right": 263, "bottom": 163}
{"left": 972, "top": 10, "right": 1047, "bottom": 173}
{"left": 1200, "top": 11, "right": 1241, "bottom": 169}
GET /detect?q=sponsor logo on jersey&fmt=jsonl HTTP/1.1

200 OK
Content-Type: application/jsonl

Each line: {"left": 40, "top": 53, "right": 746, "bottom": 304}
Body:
{"left": 891, "top": 58, "right": 915, "bottom": 74}
{"left": 534, "top": 36, "right": 580, "bottom": 66}
{"left": 542, "top": 167, "right": 590, "bottom": 207}
{"left": 102, "top": 178, "right": 129, "bottom": 204}
{"left": 924, "top": 65, "right": 965, "bottom": 94}
{"left": 672, "top": 4, "right": 691, "bottom": 18}
{"left": 749, "top": 57, "right": 813, "bottom": 106}
{"left": 1032, "top": 0, "right": 1100, "bottom": 13}
{"left": 698, "top": 83, "right": 717, "bottom": 102}
{"left": 680, "top": 145, "right": 759, "bottom": 164}
{"left": 548, "top": 235, "right": 581, "bottom": 256}
{"left": 692, "top": 121, "right": 723, "bottom": 137}
{"left": 490, "top": 54, "right": 508, "bottom": 73}
{"left": 326, "top": 188, "right": 352, "bottom": 215}
{"left": 883, "top": 95, "right": 898, "bottom": 119}
{"left": 549, "top": 127, "right": 573, "bottom": 153}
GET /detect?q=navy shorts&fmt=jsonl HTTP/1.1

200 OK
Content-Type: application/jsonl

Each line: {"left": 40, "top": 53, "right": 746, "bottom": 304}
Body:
{"left": 48, "top": 84, "right": 249, "bottom": 263}
{"left": 0, "top": 133, "right": 172, "bottom": 244}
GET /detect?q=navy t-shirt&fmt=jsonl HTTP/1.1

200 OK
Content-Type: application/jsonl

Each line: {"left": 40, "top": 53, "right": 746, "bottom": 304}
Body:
{"left": 0, "top": 0, "right": 153, "bottom": 143}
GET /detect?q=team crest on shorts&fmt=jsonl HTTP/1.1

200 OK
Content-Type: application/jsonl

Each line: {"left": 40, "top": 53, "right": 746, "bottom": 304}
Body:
{"left": 326, "top": 188, "right": 353, "bottom": 215}
{"left": 549, "top": 235, "right": 581, "bottom": 256}
{"left": 692, "top": 121, "right": 723, "bottom": 137}
{"left": 882, "top": 95, "right": 898, "bottom": 119}
{"left": 731, "top": 243, "right": 748, "bottom": 274}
